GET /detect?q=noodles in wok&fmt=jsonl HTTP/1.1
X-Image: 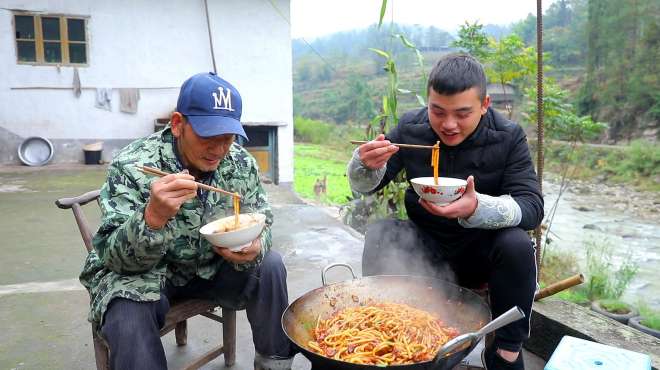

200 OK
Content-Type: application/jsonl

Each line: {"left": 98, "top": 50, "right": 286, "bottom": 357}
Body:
{"left": 307, "top": 302, "right": 459, "bottom": 366}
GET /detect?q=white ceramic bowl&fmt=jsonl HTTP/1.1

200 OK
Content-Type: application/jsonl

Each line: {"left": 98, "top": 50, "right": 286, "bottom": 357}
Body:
{"left": 200, "top": 213, "right": 266, "bottom": 251}
{"left": 410, "top": 177, "right": 468, "bottom": 205}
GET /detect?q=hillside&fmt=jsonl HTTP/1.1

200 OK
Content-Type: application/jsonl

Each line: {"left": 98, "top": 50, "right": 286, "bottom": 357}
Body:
{"left": 292, "top": 0, "right": 660, "bottom": 142}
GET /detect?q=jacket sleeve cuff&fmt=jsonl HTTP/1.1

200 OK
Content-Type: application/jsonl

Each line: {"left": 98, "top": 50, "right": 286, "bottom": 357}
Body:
{"left": 117, "top": 207, "right": 174, "bottom": 270}
{"left": 347, "top": 148, "right": 386, "bottom": 194}
{"left": 458, "top": 193, "right": 522, "bottom": 229}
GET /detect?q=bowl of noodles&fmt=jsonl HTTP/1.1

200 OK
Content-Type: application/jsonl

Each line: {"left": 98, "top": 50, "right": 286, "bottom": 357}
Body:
{"left": 410, "top": 177, "right": 467, "bottom": 205}
{"left": 200, "top": 213, "right": 266, "bottom": 251}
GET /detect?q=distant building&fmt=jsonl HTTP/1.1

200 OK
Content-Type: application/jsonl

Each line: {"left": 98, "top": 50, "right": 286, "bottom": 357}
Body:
{"left": 0, "top": 0, "right": 293, "bottom": 184}
{"left": 418, "top": 46, "right": 460, "bottom": 53}
{"left": 487, "top": 82, "right": 517, "bottom": 110}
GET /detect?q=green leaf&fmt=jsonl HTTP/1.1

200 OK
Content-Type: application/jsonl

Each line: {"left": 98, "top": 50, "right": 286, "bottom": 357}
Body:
{"left": 397, "top": 88, "right": 412, "bottom": 94}
{"left": 378, "top": 0, "right": 387, "bottom": 28}
{"left": 369, "top": 48, "right": 390, "bottom": 59}
{"left": 394, "top": 33, "right": 416, "bottom": 49}
{"left": 416, "top": 94, "right": 426, "bottom": 107}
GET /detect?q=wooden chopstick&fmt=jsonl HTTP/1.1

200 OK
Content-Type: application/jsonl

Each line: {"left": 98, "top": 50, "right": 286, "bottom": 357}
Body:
{"left": 135, "top": 165, "right": 241, "bottom": 199}
{"left": 350, "top": 140, "right": 436, "bottom": 149}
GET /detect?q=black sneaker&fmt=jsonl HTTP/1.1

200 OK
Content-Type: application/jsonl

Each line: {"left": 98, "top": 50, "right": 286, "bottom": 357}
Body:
{"left": 481, "top": 347, "right": 525, "bottom": 370}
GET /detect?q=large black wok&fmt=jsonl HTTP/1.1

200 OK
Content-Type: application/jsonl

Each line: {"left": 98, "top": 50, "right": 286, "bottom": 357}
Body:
{"left": 282, "top": 264, "right": 491, "bottom": 370}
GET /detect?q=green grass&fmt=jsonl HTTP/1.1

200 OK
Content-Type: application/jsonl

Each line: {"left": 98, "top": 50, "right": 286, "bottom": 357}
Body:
{"left": 638, "top": 305, "right": 660, "bottom": 330}
{"left": 555, "top": 289, "right": 590, "bottom": 306}
{"left": 294, "top": 143, "right": 353, "bottom": 205}
{"left": 641, "top": 315, "right": 660, "bottom": 330}
{"left": 600, "top": 299, "right": 633, "bottom": 314}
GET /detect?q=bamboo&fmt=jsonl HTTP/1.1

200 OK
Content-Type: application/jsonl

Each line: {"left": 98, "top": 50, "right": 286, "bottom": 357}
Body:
{"left": 350, "top": 140, "right": 435, "bottom": 149}
{"left": 135, "top": 165, "right": 240, "bottom": 199}
{"left": 534, "top": 273, "right": 584, "bottom": 301}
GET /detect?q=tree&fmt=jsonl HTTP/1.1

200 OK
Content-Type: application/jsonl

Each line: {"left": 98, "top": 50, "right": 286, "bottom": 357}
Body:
{"left": 487, "top": 34, "right": 537, "bottom": 118}
{"left": 511, "top": 0, "right": 588, "bottom": 67}
{"left": 325, "top": 77, "right": 377, "bottom": 124}
{"left": 453, "top": 23, "right": 537, "bottom": 119}
{"left": 579, "top": 0, "right": 659, "bottom": 141}
{"left": 452, "top": 22, "right": 491, "bottom": 61}
{"left": 526, "top": 80, "right": 606, "bottom": 142}
{"left": 511, "top": 13, "right": 537, "bottom": 45}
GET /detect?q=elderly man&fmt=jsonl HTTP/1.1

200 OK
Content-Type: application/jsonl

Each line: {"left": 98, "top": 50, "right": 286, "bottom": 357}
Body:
{"left": 347, "top": 54, "right": 543, "bottom": 370}
{"left": 80, "top": 72, "right": 294, "bottom": 370}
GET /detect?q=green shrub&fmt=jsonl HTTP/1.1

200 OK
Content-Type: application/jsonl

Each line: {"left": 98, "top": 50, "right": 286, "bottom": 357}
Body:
{"left": 585, "top": 238, "right": 638, "bottom": 301}
{"left": 615, "top": 139, "right": 660, "bottom": 178}
{"left": 540, "top": 248, "right": 580, "bottom": 287}
{"left": 537, "top": 140, "right": 660, "bottom": 191}
{"left": 294, "top": 116, "right": 367, "bottom": 149}
{"left": 294, "top": 116, "right": 335, "bottom": 144}
{"left": 637, "top": 303, "right": 660, "bottom": 330}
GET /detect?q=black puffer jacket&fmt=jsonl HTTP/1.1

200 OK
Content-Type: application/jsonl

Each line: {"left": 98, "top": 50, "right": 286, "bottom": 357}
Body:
{"left": 373, "top": 107, "right": 543, "bottom": 252}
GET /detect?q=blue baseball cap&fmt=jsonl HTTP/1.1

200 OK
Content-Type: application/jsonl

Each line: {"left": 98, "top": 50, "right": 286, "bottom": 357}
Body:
{"left": 176, "top": 72, "right": 248, "bottom": 141}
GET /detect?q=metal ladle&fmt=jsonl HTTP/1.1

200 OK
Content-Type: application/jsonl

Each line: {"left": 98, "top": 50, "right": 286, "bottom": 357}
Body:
{"left": 433, "top": 306, "right": 526, "bottom": 366}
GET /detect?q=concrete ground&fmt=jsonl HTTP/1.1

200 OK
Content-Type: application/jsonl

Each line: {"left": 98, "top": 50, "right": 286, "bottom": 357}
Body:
{"left": 0, "top": 165, "right": 544, "bottom": 370}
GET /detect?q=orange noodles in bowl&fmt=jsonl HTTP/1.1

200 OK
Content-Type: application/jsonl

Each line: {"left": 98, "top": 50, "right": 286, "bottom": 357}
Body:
{"left": 307, "top": 302, "right": 459, "bottom": 366}
{"left": 431, "top": 141, "right": 440, "bottom": 185}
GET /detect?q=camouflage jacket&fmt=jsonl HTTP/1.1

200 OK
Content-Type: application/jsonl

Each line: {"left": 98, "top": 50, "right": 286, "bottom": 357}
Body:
{"left": 79, "top": 126, "right": 273, "bottom": 325}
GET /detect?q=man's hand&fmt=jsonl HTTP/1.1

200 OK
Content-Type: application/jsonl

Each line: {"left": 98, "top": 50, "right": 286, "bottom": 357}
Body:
{"left": 419, "top": 175, "right": 478, "bottom": 219}
{"left": 359, "top": 134, "right": 399, "bottom": 169}
{"left": 213, "top": 237, "right": 261, "bottom": 264}
{"left": 144, "top": 173, "right": 198, "bottom": 229}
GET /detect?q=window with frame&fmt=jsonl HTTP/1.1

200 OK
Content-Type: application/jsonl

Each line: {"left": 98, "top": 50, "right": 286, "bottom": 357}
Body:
{"left": 14, "top": 13, "right": 88, "bottom": 65}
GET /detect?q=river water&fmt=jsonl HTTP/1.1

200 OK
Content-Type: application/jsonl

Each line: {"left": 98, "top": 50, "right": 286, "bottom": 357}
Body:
{"left": 542, "top": 178, "right": 660, "bottom": 309}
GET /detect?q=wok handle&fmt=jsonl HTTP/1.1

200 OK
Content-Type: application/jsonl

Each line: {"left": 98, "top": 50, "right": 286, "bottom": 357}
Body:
{"left": 434, "top": 306, "right": 525, "bottom": 365}
{"left": 477, "top": 306, "right": 525, "bottom": 337}
{"left": 321, "top": 263, "right": 357, "bottom": 286}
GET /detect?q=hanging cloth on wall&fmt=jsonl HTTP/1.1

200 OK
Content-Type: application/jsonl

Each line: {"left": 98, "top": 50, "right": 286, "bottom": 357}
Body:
{"left": 94, "top": 88, "right": 112, "bottom": 111}
{"left": 72, "top": 68, "right": 81, "bottom": 98}
{"left": 119, "top": 88, "right": 140, "bottom": 114}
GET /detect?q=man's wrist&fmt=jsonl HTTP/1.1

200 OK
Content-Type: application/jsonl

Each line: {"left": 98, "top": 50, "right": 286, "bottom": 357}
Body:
{"left": 465, "top": 194, "right": 479, "bottom": 219}
{"left": 144, "top": 203, "right": 168, "bottom": 230}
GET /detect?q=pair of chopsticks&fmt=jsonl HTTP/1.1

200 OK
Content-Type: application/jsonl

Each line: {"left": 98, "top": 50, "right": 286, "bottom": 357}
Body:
{"left": 350, "top": 140, "right": 436, "bottom": 149}
{"left": 135, "top": 165, "right": 241, "bottom": 199}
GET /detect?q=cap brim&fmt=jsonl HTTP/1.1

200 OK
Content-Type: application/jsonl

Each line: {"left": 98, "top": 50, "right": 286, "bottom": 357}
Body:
{"left": 186, "top": 115, "right": 248, "bottom": 141}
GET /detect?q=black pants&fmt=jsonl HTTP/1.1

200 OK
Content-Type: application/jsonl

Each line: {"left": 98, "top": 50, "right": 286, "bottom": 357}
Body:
{"left": 101, "top": 251, "right": 293, "bottom": 370}
{"left": 363, "top": 219, "right": 537, "bottom": 352}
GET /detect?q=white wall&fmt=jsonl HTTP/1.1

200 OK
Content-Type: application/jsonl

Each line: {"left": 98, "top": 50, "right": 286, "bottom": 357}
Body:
{"left": 0, "top": 0, "right": 294, "bottom": 182}
{"left": 0, "top": 0, "right": 213, "bottom": 139}
{"left": 207, "top": 0, "right": 294, "bottom": 182}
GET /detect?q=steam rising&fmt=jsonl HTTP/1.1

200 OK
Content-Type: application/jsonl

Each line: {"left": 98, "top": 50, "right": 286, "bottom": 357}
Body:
{"left": 362, "top": 220, "right": 458, "bottom": 285}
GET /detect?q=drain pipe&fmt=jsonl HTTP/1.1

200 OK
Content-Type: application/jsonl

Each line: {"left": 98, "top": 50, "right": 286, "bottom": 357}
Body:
{"left": 204, "top": 0, "right": 218, "bottom": 74}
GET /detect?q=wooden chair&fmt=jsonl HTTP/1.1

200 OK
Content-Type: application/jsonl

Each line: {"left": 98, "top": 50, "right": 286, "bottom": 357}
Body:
{"left": 56, "top": 189, "right": 237, "bottom": 370}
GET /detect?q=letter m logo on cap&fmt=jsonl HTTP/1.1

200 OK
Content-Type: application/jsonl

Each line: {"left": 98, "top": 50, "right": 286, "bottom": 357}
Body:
{"left": 212, "top": 87, "right": 235, "bottom": 111}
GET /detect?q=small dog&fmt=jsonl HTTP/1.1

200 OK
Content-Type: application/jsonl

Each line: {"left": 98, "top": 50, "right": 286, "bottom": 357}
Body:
{"left": 313, "top": 175, "right": 327, "bottom": 197}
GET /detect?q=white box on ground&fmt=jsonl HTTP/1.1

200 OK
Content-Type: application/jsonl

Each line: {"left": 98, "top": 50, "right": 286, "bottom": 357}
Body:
{"left": 544, "top": 335, "right": 651, "bottom": 370}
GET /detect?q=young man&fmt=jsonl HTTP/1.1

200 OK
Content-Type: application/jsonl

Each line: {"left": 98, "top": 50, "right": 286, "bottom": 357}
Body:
{"left": 347, "top": 54, "right": 543, "bottom": 370}
{"left": 79, "top": 72, "right": 294, "bottom": 370}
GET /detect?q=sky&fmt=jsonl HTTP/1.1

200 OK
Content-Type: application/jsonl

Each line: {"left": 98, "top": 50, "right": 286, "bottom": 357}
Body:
{"left": 290, "top": 0, "right": 555, "bottom": 40}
